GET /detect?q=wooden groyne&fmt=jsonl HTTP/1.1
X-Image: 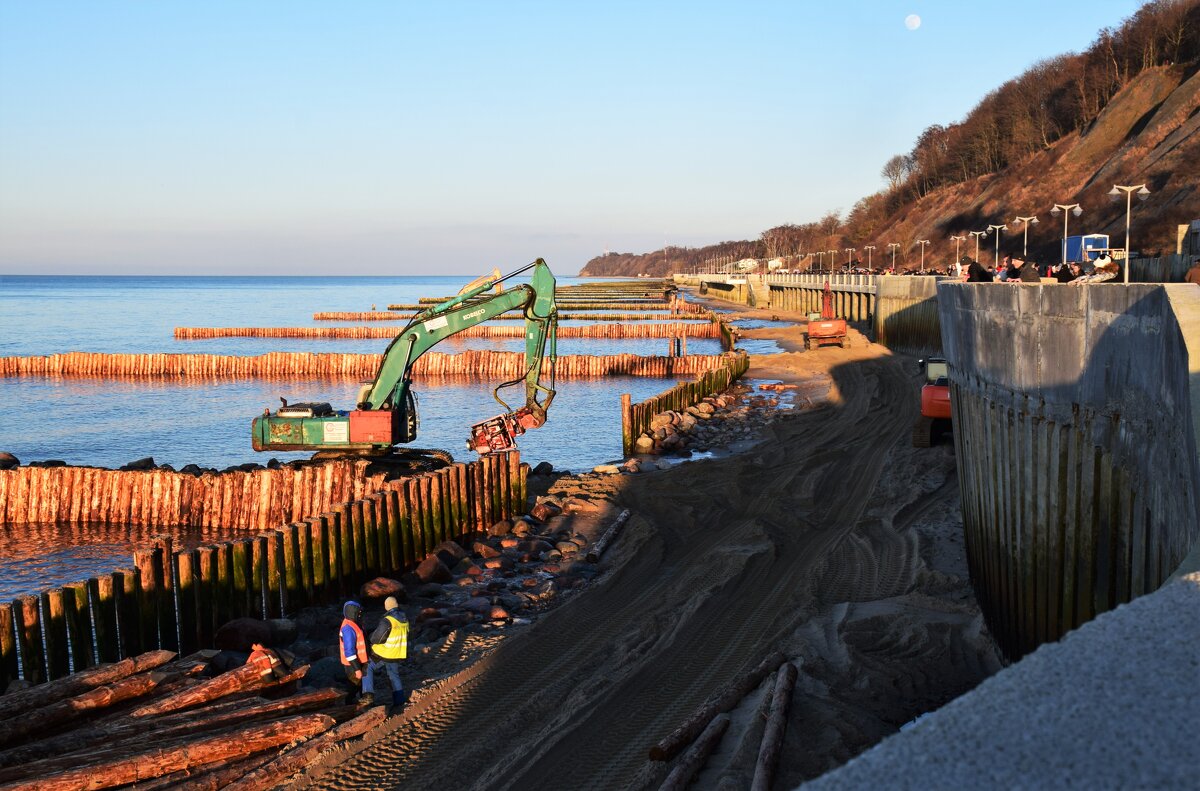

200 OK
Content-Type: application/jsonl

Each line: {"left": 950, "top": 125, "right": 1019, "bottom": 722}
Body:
{"left": 3, "top": 459, "right": 387, "bottom": 529}
{"left": 621, "top": 352, "right": 750, "bottom": 455}
{"left": 0, "top": 351, "right": 733, "bottom": 380}
{"left": 312, "top": 311, "right": 678, "bottom": 322}
{"left": 0, "top": 452, "right": 523, "bottom": 687}
{"left": 390, "top": 300, "right": 675, "bottom": 311}
{"left": 173, "top": 322, "right": 718, "bottom": 340}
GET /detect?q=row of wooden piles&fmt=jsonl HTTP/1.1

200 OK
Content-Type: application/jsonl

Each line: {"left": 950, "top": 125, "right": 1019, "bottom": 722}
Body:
{"left": 172, "top": 322, "right": 718, "bottom": 340}
{"left": 0, "top": 648, "right": 385, "bottom": 791}
{"left": 0, "top": 351, "right": 735, "bottom": 379}
{"left": 0, "top": 454, "right": 524, "bottom": 690}
{"left": 620, "top": 352, "right": 751, "bottom": 454}
{"left": 311, "top": 311, "right": 677, "bottom": 322}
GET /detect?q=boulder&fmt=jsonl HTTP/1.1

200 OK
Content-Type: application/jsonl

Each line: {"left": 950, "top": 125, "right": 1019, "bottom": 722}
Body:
{"left": 359, "top": 577, "right": 407, "bottom": 601}
{"left": 120, "top": 457, "right": 156, "bottom": 471}
{"left": 512, "top": 520, "right": 532, "bottom": 537}
{"left": 473, "top": 541, "right": 501, "bottom": 559}
{"left": 415, "top": 556, "right": 452, "bottom": 585}
{"left": 214, "top": 617, "right": 271, "bottom": 651}
{"left": 0, "top": 452, "right": 18, "bottom": 470}
{"left": 530, "top": 501, "right": 562, "bottom": 522}
{"left": 592, "top": 464, "right": 621, "bottom": 474}
{"left": 499, "top": 537, "right": 520, "bottom": 549}
{"left": 414, "top": 582, "right": 447, "bottom": 598}
{"left": 488, "top": 606, "right": 511, "bottom": 621}
{"left": 433, "top": 540, "right": 467, "bottom": 566}
{"left": 483, "top": 557, "right": 515, "bottom": 571}
{"left": 620, "top": 459, "right": 641, "bottom": 473}
{"left": 304, "top": 656, "right": 344, "bottom": 689}
{"left": 634, "top": 436, "right": 655, "bottom": 454}
{"left": 487, "top": 519, "right": 513, "bottom": 537}
{"left": 555, "top": 541, "right": 580, "bottom": 555}
{"left": 531, "top": 461, "right": 554, "bottom": 476}
{"left": 463, "top": 596, "right": 492, "bottom": 615}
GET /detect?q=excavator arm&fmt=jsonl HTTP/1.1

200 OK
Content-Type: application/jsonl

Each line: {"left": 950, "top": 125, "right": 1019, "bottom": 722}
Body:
{"left": 251, "top": 260, "right": 558, "bottom": 456}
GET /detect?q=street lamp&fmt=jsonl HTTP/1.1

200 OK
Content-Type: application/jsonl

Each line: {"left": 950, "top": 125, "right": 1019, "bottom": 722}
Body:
{"left": 968, "top": 230, "right": 987, "bottom": 262}
{"left": 828, "top": 250, "right": 837, "bottom": 274}
{"left": 986, "top": 223, "right": 1007, "bottom": 267}
{"left": 1013, "top": 215, "right": 1039, "bottom": 258}
{"left": 1109, "top": 184, "right": 1151, "bottom": 283}
{"left": 950, "top": 235, "right": 966, "bottom": 262}
{"left": 1050, "top": 202, "right": 1083, "bottom": 267}
{"left": 887, "top": 242, "right": 900, "bottom": 271}
{"left": 844, "top": 248, "right": 855, "bottom": 270}
{"left": 863, "top": 244, "right": 875, "bottom": 269}
{"left": 916, "top": 240, "right": 930, "bottom": 273}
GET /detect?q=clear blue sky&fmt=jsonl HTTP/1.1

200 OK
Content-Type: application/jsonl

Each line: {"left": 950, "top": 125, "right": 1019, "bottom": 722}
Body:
{"left": 0, "top": 1, "right": 1145, "bottom": 275}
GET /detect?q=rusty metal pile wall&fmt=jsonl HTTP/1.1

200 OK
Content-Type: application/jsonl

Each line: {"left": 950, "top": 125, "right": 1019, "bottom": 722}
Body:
{"left": 939, "top": 282, "right": 1200, "bottom": 658}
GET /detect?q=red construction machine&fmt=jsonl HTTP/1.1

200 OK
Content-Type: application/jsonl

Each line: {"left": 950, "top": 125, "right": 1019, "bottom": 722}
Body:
{"left": 912, "top": 357, "right": 951, "bottom": 447}
{"left": 806, "top": 281, "right": 849, "bottom": 350}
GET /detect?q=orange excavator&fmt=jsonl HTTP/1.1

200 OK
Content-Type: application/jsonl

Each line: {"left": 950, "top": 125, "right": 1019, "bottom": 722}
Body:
{"left": 912, "top": 357, "right": 951, "bottom": 447}
{"left": 806, "top": 281, "right": 849, "bottom": 350}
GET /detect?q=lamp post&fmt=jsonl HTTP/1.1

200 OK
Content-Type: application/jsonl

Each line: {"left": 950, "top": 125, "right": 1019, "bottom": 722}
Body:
{"left": 968, "top": 230, "right": 987, "bottom": 262}
{"left": 986, "top": 223, "right": 1007, "bottom": 267}
{"left": 863, "top": 244, "right": 875, "bottom": 269}
{"left": 1108, "top": 184, "right": 1151, "bottom": 284}
{"left": 844, "top": 248, "right": 855, "bottom": 270}
{"left": 916, "top": 240, "right": 930, "bottom": 273}
{"left": 815, "top": 251, "right": 824, "bottom": 271}
{"left": 828, "top": 250, "right": 837, "bottom": 274}
{"left": 1050, "top": 202, "right": 1083, "bottom": 267}
{"left": 887, "top": 242, "right": 899, "bottom": 271}
{"left": 1013, "top": 215, "right": 1039, "bottom": 258}
{"left": 950, "top": 235, "right": 965, "bottom": 262}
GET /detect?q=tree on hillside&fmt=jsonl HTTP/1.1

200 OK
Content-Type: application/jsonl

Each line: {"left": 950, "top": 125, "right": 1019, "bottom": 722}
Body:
{"left": 881, "top": 155, "right": 909, "bottom": 191}
{"left": 819, "top": 210, "right": 843, "bottom": 248}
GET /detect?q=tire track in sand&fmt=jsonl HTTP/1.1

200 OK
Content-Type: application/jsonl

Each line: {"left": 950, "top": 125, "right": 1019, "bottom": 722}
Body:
{"left": 302, "top": 355, "right": 914, "bottom": 791}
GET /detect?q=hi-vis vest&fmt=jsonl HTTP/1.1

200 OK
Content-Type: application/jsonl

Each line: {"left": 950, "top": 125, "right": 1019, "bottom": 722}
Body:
{"left": 340, "top": 619, "right": 367, "bottom": 665}
{"left": 372, "top": 615, "right": 408, "bottom": 660}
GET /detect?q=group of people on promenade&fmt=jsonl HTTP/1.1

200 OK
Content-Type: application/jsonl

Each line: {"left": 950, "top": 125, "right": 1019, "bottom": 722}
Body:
{"left": 955, "top": 251, "right": 1123, "bottom": 284}
{"left": 340, "top": 598, "right": 410, "bottom": 710}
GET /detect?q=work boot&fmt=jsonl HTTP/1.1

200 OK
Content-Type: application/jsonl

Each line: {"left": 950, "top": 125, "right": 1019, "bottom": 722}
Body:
{"left": 358, "top": 692, "right": 374, "bottom": 706}
{"left": 391, "top": 690, "right": 406, "bottom": 712}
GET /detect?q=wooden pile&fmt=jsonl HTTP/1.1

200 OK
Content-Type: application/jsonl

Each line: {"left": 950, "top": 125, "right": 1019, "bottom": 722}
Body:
{"left": 0, "top": 649, "right": 384, "bottom": 791}
{"left": 173, "top": 322, "right": 718, "bottom": 340}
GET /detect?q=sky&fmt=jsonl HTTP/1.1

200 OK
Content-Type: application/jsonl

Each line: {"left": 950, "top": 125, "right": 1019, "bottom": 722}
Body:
{"left": 0, "top": 1, "right": 1147, "bottom": 275}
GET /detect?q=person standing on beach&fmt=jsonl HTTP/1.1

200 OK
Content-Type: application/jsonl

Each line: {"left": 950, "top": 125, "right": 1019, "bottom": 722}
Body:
{"left": 340, "top": 600, "right": 373, "bottom": 704}
{"left": 369, "top": 596, "right": 410, "bottom": 711}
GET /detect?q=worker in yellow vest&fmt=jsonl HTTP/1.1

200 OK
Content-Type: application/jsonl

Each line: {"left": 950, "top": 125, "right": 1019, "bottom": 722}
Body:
{"left": 368, "top": 596, "right": 409, "bottom": 711}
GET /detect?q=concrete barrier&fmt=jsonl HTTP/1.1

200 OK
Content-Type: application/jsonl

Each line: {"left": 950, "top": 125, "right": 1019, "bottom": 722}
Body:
{"left": 872, "top": 277, "right": 945, "bottom": 355}
{"left": 938, "top": 282, "right": 1200, "bottom": 658}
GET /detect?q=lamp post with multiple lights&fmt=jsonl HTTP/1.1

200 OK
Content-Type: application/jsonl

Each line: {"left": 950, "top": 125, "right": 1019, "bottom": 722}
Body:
{"left": 986, "top": 223, "right": 1007, "bottom": 267}
{"left": 950, "top": 235, "right": 966, "bottom": 262}
{"left": 916, "top": 240, "right": 930, "bottom": 273}
{"left": 1050, "top": 203, "right": 1083, "bottom": 267}
{"left": 828, "top": 250, "right": 838, "bottom": 274}
{"left": 863, "top": 244, "right": 875, "bottom": 269}
{"left": 968, "top": 230, "right": 987, "bottom": 263}
{"left": 844, "top": 248, "right": 855, "bottom": 270}
{"left": 1013, "top": 215, "right": 1039, "bottom": 258}
{"left": 1108, "top": 184, "right": 1151, "bottom": 283}
{"left": 887, "top": 242, "right": 900, "bottom": 272}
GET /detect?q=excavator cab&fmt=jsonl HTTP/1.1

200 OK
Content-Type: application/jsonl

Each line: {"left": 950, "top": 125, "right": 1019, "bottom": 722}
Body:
{"left": 912, "top": 357, "right": 951, "bottom": 447}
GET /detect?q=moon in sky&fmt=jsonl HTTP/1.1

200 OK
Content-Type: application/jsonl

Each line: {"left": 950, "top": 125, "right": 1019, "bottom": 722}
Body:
{"left": 905, "top": 14, "right": 921, "bottom": 30}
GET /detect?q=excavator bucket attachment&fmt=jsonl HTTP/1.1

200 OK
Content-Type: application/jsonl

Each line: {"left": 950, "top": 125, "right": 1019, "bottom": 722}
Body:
{"left": 467, "top": 407, "right": 544, "bottom": 454}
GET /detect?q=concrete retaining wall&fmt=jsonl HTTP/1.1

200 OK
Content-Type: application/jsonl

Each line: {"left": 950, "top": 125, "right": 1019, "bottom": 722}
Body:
{"left": 872, "top": 277, "right": 945, "bottom": 355}
{"left": 938, "top": 282, "right": 1200, "bottom": 658}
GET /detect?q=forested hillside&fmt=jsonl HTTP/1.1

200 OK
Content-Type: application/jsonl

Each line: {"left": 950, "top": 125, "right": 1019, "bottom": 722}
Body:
{"left": 581, "top": 0, "right": 1200, "bottom": 276}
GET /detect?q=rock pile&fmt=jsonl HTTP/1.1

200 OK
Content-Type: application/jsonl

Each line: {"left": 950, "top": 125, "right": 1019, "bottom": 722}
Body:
{"left": 627, "top": 384, "right": 783, "bottom": 459}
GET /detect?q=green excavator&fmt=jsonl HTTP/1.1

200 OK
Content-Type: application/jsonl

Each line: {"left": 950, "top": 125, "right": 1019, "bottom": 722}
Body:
{"left": 251, "top": 260, "right": 558, "bottom": 467}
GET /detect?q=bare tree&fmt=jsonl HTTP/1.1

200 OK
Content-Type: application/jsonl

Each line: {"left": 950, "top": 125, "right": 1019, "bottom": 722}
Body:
{"left": 881, "top": 155, "right": 908, "bottom": 190}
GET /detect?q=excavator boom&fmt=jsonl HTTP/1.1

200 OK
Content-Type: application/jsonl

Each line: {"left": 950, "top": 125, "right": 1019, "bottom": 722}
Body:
{"left": 251, "top": 260, "right": 558, "bottom": 456}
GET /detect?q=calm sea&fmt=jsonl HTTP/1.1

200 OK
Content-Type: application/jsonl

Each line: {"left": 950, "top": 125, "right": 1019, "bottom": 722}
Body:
{"left": 0, "top": 274, "right": 700, "bottom": 596}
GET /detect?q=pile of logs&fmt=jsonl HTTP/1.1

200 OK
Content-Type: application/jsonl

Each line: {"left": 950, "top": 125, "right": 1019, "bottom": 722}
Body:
{"left": 173, "top": 322, "right": 718, "bottom": 340}
{"left": 650, "top": 651, "right": 798, "bottom": 791}
{"left": 0, "top": 649, "right": 383, "bottom": 790}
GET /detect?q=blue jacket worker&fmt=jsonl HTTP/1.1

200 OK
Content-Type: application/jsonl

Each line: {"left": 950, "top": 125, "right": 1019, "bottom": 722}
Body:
{"left": 339, "top": 600, "right": 372, "bottom": 704}
{"left": 369, "top": 596, "right": 409, "bottom": 710}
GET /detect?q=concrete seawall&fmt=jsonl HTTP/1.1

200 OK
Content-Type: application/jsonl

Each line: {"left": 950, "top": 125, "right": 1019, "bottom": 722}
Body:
{"left": 937, "top": 282, "right": 1200, "bottom": 657}
{"left": 873, "top": 277, "right": 944, "bottom": 355}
